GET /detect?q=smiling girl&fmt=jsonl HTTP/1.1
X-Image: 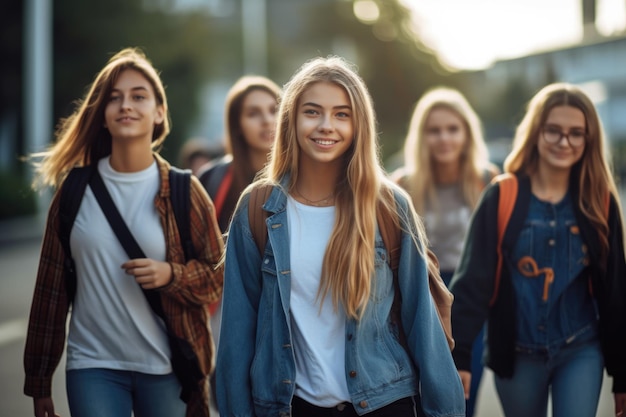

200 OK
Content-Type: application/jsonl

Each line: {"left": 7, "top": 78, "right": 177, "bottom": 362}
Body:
{"left": 449, "top": 83, "right": 626, "bottom": 417}
{"left": 23, "top": 48, "right": 224, "bottom": 417}
{"left": 215, "top": 56, "right": 464, "bottom": 417}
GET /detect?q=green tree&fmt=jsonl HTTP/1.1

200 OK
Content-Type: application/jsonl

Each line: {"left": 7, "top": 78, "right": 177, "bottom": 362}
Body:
{"left": 52, "top": 0, "right": 218, "bottom": 161}
{"left": 264, "top": 0, "right": 451, "bottom": 162}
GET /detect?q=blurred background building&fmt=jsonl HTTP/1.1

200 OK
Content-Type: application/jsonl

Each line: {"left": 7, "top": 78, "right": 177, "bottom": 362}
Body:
{"left": 2, "top": 0, "right": 626, "bottom": 220}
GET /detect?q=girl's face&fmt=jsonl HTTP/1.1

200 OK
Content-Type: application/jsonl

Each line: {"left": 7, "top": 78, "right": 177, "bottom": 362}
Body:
{"left": 424, "top": 107, "right": 467, "bottom": 167}
{"left": 537, "top": 105, "right": 586, "bottom": 172}
{"left": 296, "top": 81, "right": 354, "bottom": 168}
{"left": 104, "top": 69, "right": 164, "bottom": 143}
{"left": 240, "top": 89, "right": 278, "bottom": 153}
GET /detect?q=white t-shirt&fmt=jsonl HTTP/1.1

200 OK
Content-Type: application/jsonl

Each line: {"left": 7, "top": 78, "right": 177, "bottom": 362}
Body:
{"left": 66, "top": 157, "right": 172, "bottom": 374}
{"left": 287, "top": 197, "right": 350, "bottom": 406}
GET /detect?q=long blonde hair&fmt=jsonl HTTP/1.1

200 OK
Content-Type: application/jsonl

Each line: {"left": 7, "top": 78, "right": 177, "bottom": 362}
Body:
{"left": 402, "top": 87, "right": 496, "bottom": 213}
{"left": 504, "top": 82, "right": 619, "bottom": 262}
{"left": 31, "top": 47, "right": 170, "bottom": 189}
{"left": 259, "top": 56, "right": 424, "bottom": 319}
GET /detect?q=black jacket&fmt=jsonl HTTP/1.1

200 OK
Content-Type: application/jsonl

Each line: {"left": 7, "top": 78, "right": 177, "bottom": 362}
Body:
{"left": 197, "top": 156, "right": 233, "bottom": 233}
{"left": 450, "top": 173, "right": 626, "bottom": 392}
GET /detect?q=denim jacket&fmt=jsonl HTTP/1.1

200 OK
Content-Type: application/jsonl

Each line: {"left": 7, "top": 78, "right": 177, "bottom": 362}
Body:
{"left": 511, "top": 193, "right": 598, "bottom": 353}
{"left": 451, "top": 173, "right": 626, "bottom": 392}
{"left": 216, "top": 179, "right": 465, "bottom": 417}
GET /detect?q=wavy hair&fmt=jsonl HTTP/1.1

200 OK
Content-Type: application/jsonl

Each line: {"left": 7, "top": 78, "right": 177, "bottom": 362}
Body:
{"left": 31, "top": 47, "right": 169, "bottom": 189}
{"left": 504, "top": 82, "right": 619, "bottom": 261}
{"left": 223, "top": 75, "right": 281, "bottom": 193}
{"left": 401, "top": 87, "right": 496, "bottom": 213}
{"left": 256, "top": 56, "right": 425, "bottom": 319}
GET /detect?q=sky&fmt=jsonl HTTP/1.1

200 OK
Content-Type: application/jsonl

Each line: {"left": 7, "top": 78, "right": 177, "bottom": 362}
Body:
{"left": 399, "top": 0, "right": 626, "bottom": 70}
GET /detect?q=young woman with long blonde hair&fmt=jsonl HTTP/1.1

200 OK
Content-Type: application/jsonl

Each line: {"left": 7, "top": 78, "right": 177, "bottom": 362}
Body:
{"left": 216, "top": 57, "right": 464, "bottom": 417}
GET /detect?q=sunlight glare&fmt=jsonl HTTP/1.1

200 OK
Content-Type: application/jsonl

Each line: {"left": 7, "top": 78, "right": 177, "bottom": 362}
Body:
{"left": 597, "top": 0, "right": 626, "bottom": 35}
{"left": 354, "top": 0, "right": 380, "bottom": 24}
{"left": 400, "top": 0, "right": 625, "bottom": 70}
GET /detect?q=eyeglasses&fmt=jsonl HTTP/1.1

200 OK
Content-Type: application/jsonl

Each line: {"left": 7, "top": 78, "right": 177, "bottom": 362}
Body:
{"left": 542, "top": 126, "right": 587, "bottom": 148}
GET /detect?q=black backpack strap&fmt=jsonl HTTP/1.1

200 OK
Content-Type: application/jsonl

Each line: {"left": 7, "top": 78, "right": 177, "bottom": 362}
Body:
{"left": 88, "top": 168, "right": 166, "bottom": 318}
{"left": 169, "top": 167, "right": 195, "bottom": 261}
{"left": 59, "top": 165, "right": 94, "bottom": 302}
{"left": 89, "top": 168, "right": 203, "bottom": 401}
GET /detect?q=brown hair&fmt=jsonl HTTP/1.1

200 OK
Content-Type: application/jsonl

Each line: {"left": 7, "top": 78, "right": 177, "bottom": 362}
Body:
{"left": 32, "top": 47, "right": 169, "bottom": 189}
{"left": 504, "top": 82, "right": 620, "bottom": 262}
{"left": 223, "top": 75, "right": 281, "bottom": 192}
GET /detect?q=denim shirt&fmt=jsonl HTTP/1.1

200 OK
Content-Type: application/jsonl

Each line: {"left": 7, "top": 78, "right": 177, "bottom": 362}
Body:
{"left": 216, "top": 180, "right": 465, "bottom": 417}
{"left": 510, "top": 193, "right": 599, "bottom": 354}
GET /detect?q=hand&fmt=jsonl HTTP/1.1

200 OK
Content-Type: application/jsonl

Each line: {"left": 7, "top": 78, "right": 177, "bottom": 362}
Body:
{"left": 458, "top": 370, "right": 471, "bottom": 400}
{"left": 34, "top": 397, "right": 60, "bottom": 417}
{"left": 615, "top": 392, "right": 626, "bottom": 416}
{"left": 122, "top": 258, "right": 173, "bottom": 289}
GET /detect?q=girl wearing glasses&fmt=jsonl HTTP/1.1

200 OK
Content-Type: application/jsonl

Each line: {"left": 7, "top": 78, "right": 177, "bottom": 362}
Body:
{"left": 449, "top": 83, "right": 626, "bottom": 417}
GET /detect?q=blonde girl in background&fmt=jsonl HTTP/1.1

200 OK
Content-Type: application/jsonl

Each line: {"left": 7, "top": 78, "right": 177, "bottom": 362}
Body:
{"left": 393, "top": 87, "right": 499, "bottom": 416}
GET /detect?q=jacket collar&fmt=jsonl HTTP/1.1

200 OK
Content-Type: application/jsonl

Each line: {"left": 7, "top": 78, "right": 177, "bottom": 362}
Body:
{"left": 261, "top": 175, "right": 291, "bottom": 216}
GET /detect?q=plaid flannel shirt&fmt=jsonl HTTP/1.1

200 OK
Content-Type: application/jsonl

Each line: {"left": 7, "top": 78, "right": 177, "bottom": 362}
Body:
{"left": 23, "top": 154, "right": 224, "bottom": 417}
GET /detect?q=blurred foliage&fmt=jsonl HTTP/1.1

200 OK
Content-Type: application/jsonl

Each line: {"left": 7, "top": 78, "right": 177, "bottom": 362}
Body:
{"left": 1, "top": 1, "right": 24, "bottom": 175}
{"left": 5, "top": 0, "right": 459, "bottom": 169}
{"left": 52, "top": 0, "right": 218, "bottom": 162}
{"left": 9, "top": 0, "right": 574, "bottom": 217}
{"left": 265, "top": 0, "right": 457, "bottom": 160}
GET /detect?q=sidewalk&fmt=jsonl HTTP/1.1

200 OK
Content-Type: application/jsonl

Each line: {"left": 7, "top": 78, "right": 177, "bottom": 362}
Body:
{"left": 0, "top": 214, "right": 45, "bottom": 247}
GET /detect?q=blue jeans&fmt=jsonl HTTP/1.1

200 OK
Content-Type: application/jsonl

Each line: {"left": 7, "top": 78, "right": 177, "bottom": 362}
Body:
{"left": 494, "top": 340, "right": 603, "bottom": 417}
{"left": 66, "top": 368, "right": 186, "bottom": 417}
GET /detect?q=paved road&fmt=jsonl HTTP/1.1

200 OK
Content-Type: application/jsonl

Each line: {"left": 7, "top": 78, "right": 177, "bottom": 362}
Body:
{"left": 0, "top": 236, "right": 71, "bottom": 417}
{"left": 0, "top": 213, "right": 618, "bottom": 416}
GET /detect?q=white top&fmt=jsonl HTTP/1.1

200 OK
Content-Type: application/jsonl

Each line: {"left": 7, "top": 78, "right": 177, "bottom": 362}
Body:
{"left": 287, "top": 197, "right": 350, "bottom": 406}
{"left": 66, "top": 157, "right": 172, "bottom": 374}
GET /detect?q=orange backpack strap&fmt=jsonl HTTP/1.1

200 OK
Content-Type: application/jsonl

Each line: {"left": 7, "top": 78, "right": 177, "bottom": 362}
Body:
{"left": 248, "top": 184, "right": 274, "bottom": 255}
{"left": 212, "top": 166, "right": 233, "bottom": 220}
{"left": 490, "top": 173, "right": 518, "bottom": 306}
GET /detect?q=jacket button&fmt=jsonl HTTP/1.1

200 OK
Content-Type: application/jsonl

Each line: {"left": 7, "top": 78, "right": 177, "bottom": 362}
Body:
{"left": 359, "top": 400, "right": 368, "bottom": 408}
{"left": 349, "top": 370, "right": 357, "bottom": 378}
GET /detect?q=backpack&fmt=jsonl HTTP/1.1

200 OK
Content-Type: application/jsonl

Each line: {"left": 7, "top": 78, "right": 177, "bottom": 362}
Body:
{"left": 59, "top": 164, "right": 194, "bottom": 302}
{"left": 491, "top": 173, "right": 517, "bottom": 306}
{"left": 198, "top": 158, "right": 232, "bottom": 221}
{"left": 247, "top": 185, "right": 455, "bottom": 351}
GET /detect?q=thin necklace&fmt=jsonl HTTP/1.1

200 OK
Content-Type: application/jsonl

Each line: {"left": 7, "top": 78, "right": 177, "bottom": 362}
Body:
{"left": 294, "top": 184, "right": 335, "bottom": 206}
